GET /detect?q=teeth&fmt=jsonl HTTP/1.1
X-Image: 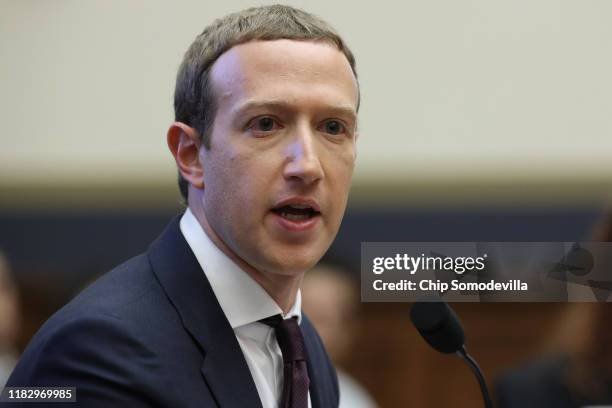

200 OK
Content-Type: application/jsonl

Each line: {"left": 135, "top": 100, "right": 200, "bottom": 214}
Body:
{"left": 281, "top": 211, "right": 309, "bottom": 221}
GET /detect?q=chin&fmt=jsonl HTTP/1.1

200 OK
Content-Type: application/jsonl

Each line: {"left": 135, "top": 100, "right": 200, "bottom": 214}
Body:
{"left": 268, "top": 253, "right": 323, "bottom": 276}
{"left": 256, "top": 237, "right": 333, "bottom": 276}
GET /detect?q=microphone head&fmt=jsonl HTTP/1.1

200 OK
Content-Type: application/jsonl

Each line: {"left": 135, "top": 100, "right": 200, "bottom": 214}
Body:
{"left": 410, "top": 300, "right": 465, "bottom": 354}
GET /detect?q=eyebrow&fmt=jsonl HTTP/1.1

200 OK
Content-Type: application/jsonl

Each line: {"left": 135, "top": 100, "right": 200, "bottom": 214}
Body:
{"left": 232, "top": 99, "right": 357, "bottom": 121}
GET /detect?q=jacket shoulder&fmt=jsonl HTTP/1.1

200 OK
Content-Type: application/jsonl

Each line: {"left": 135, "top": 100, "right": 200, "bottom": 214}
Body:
{"left": 6, "top": 311, "right": 167, "bottom": 407}
{"left": 5, "top": 255, "right": 175, "bottom": 407}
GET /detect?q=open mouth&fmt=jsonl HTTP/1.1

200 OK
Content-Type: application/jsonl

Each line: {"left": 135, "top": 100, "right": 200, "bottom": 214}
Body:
{"left": 271, "top": 204, "right": 321, "bottom": 222}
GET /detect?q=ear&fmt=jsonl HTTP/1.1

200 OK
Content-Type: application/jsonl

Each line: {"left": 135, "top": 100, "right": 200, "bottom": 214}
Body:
{"left": 167, "top": 122, "right": 204, "bottom": 189}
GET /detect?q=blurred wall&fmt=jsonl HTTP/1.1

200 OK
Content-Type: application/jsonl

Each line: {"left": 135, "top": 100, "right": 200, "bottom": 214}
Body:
{"left": 1, "top": 0, "right": 612, "bottom": 208}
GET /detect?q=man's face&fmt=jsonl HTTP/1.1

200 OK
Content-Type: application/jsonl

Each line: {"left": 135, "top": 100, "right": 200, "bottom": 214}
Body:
{"left": 199, "top": 39, "right": 358, "bottom": 277}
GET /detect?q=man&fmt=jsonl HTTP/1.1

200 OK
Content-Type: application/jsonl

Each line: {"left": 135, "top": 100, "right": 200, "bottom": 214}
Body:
{"left": 4, "top": 4, "right": 359, "bottom": 408}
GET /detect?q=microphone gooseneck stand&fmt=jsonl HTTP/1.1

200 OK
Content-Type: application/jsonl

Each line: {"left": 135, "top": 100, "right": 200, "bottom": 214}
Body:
{"left": 456, "top": 346, "right": 493, "bottom": 408}
{"left": 410, "top": 299, "right": 494, "bottom": 408}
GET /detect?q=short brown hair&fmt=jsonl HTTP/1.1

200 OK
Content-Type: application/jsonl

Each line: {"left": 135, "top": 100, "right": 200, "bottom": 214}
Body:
{"left": 173, "top": 4, "right": 359, "bottom": 200}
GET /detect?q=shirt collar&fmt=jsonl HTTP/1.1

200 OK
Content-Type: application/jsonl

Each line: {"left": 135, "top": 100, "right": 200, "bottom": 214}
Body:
{"left": 179, "top": 208, "right": 302, "bottom": 329}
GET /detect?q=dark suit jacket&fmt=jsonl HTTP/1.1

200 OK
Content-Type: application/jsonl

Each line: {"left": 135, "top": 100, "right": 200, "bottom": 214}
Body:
{"left": 4, "top": 217, "right": 339, "bottom": 407}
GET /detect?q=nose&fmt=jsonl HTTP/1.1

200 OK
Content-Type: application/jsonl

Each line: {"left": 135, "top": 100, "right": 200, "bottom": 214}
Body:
{"left": 283, "top": 126, "right": 324, "bottom": 185}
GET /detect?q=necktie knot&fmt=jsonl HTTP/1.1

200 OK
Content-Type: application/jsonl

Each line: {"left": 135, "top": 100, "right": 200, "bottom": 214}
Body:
{"left": 260, "top": 315, "right": 307, "bottom": 361}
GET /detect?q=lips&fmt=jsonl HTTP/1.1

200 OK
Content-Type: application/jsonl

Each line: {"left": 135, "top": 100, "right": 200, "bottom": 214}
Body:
{"left": 272, "top": 205, "right": 320, "bottom": 221}
{"left": 271, "top": 198, "right": 321, "bottom": 220}
{"left": 271, "top": 198, "right": 321, "bottom": 232}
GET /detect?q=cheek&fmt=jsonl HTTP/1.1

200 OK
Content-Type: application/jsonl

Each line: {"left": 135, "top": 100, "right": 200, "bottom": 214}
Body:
{"left": 332, "top": 142, "right": 356, "bottom": 171}
{"left": 327, "top": 151, "right": 355, "bottom": 194}
{"left": 205, "top": 151, "right": 275, "bottom": 215}
{"left": 203, "top": 146, "right": 243, "bottom": 189}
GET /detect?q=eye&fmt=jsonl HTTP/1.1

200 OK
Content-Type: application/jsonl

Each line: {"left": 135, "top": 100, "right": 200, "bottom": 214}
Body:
{"left": 256, "top": 117, "right": 275, "bottom": 131}
{"left": 247, "top": 116, "right": 281, "bottom": 135}
{"left": 319, "top": 119, "right": 346, "bottom": 136}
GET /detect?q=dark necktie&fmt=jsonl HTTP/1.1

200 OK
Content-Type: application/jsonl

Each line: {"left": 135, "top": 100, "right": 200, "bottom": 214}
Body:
{"left": 260, "top": 315, "right": 310, "bottom": 408}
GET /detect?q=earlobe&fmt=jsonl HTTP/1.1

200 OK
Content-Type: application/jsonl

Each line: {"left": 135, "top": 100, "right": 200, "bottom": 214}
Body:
{"left": 167, "top": 122, "right": 205, "bottom": 189}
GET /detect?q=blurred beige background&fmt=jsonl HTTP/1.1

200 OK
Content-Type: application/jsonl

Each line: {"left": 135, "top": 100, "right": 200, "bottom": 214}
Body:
{"left": 1, "top": 0, "right": 611, "bottom": 209}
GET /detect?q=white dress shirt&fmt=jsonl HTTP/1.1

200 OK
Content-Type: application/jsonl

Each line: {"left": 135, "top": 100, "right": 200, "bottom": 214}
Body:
{"left": 180, "top": 209, "right": 312, "bottom": 408}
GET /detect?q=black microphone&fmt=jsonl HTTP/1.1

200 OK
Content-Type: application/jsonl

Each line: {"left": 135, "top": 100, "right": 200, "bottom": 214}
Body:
{"left": 410, "top": 300, "right": 494, "bottom": 408}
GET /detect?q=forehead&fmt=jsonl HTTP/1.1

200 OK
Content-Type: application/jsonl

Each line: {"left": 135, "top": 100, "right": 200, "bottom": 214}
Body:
{"left": 209, "top": 39, "right": 359, "bottom": 113}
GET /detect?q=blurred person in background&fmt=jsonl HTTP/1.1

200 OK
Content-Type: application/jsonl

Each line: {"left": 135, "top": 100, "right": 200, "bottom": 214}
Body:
{"left": 496, "top": 303, "right": 612, "bottom": 408}
{"left": 496, "top": 210, "right": 612, "bottom": 408}
{"left": 0, "top": 252, "right": 20, "bottom": 391}
{"left": 302, "top": 264, "right": 378, "bottom": 408}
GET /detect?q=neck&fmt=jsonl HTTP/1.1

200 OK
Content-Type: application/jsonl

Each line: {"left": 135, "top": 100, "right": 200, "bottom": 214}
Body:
{"left": 249, "top": 271, "right": 302, "bottom": 315}
{"left": 188, "top": 190, "right": 301, "bottom": 314}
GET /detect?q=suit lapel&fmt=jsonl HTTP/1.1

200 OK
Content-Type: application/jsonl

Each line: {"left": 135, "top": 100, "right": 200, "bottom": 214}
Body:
{"left": 301, "top": 315, "right": 336, "bottom": 408}
{"left": 148, "top": 217, "right": 263, "bottom": 408}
